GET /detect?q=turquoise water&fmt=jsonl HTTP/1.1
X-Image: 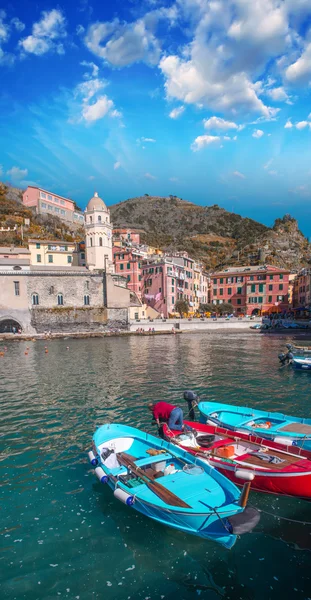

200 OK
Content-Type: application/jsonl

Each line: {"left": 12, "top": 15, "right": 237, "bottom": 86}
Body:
{"left": 0, "top": 333, "right": 311, "bottom": 600}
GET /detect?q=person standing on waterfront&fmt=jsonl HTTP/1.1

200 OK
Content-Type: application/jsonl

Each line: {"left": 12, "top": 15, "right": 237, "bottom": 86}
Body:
{"left": 148, "top": 401, "right": 185, "bottom": 432}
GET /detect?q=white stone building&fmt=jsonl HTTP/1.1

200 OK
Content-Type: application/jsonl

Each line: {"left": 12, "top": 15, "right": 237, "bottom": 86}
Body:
{"left": 84, "top": 192, "right": 114, "bottom": 272}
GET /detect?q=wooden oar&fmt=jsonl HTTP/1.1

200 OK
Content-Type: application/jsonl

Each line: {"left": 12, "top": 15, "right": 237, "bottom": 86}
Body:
{"left": 118, "top": 453, "right": 191, "bottom": 509}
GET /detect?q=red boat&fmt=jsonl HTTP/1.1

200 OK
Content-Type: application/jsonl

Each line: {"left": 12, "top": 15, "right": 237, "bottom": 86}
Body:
{"left": 162, "top": 421, "right": 311, "bottom": 499}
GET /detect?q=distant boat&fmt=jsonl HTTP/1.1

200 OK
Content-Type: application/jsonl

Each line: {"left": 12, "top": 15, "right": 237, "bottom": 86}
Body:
{"left": 163, "top": 421, "right": 311, "bottom": 499}
{"left": 89, "top": 423, "right": 259, "bottom": 549}
{"left": 279, "top": 344, "right": 311, "bottom": 370}
{"left": 198, "top": 401, "right": 311, "bottom": 452}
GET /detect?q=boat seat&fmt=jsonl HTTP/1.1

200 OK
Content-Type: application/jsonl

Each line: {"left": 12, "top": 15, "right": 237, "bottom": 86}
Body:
{"left": 134, "top": 453, "right": 172, "bottom": 468}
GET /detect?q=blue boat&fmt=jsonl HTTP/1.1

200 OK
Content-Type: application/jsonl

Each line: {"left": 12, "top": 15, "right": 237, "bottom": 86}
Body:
{"left": 89, "top": 423, "right": 259, "bottom": 549}
{"left": 279, "top": 344, "right": 311, "bottom": 370}
{"left": 198, "top": 402, "right": 311, "bottom": 451}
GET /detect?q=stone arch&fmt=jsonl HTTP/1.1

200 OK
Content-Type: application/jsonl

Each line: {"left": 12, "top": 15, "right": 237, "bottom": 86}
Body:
{"left": 0, "top": 316, "right": 23, "bottom": 333}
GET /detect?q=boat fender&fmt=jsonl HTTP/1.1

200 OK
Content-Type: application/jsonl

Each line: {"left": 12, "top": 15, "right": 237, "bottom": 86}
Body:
{"left": 88, "top": 450, "right": 98, "bottom": 466}
{"left": 235, "top": 469, "right": 255, "bottom": 481}
{"left": 274, "top": 436, "right": 296, "bottom": 446}
{"left": 114, "top": 488, "right": 135, "bottom": 506}
{"left": 95, "top": 466, "right": 109, "bottom": 484}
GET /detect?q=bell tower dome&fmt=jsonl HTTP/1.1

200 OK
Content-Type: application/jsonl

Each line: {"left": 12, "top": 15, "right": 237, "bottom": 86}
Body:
{"left": 84, "top": 192, "right": 113, "bottom": 271}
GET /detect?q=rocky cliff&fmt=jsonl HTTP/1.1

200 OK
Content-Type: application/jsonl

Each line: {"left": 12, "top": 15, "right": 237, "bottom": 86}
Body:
{"left": 110, "top": 196, "right": 311, "bottom": 271}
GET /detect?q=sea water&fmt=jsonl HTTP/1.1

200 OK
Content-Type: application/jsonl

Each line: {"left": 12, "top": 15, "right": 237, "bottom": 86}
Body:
{"left": 0, "top": 333, "right": 310, "bottom": 599}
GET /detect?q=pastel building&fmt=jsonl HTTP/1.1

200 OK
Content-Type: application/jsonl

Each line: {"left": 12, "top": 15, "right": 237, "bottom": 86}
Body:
{"left": 113, "top": 246, "right": 144, "bottom": 298}
{"left": 28, "top": 239, "right": 76, "bottom": 267}
{"left": 211, "top": 265, "right": 290, "bottom": 315}
{"left": 142, "top": 253, "right": 208, "bottom": 317}
{"left": 113, "top": 228, "right": 142, "bottom": 246}
{"left": 295, "top": 269, "right": 311, "bottom": 307}
{"left": 22, "top": 186, "right": 84, "bottom": 225}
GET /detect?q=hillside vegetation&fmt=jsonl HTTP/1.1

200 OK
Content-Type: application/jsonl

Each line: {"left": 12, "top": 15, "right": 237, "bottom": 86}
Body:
{"left": 111, "top": 195, "right": 311, "bottom": 270}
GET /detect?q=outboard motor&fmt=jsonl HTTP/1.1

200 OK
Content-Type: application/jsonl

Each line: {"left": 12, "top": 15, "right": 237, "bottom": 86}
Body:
{"left": 286, "top": 344, "right": 293, "bottom": 351}
{"left": 278, "top": 352, "right": 287, "bottom": 364}
{"left": 184, "top": 390, "right": 199, "bottom": 420}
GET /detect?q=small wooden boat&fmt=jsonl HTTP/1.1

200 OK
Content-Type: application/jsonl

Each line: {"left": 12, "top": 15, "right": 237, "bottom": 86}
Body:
{"left": 279, "top": 344, "right": 311, "bottom": 369}
{"left": 89, "top": 423, "right": 260, "bottom": 549}
{"left": 163, "top": 422, "right": 311, "bottom": 499}
{"left": 198, "top": 402, "right": 311, "bottom": 452}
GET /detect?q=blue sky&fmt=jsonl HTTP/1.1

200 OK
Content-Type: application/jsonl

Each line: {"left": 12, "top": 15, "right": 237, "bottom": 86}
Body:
{"left": 1, "top": 1, "right": 311, "bottom": 233}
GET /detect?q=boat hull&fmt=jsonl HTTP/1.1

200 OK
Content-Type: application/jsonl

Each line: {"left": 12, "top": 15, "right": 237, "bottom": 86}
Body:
{"left": 90, "top": 423, "right": 258, "bottom": 549}
{"left": 163, "top": 422, "right": 311, "bottom": 499}
{"left": 198, "top": 401, "right": 311, "bottom": 452}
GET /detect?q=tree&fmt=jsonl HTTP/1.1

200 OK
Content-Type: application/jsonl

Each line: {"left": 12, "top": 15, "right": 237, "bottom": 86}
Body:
{"left": 216, "top": 302, "right": 234, "bottom": 314}
{"left": 199, "top": 303, "right": 215, "bottom": 314}
{"left": 175, "top": 299, "right": 189, "bottom": 317}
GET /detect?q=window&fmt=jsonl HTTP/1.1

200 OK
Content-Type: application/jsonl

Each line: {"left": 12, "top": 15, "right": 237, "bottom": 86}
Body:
{"left": 159, "top": 287, "right": 162, "bottom": 292}
{"left": 37, "top": 254, "right": 41, "bottom": 263}
{"left": 213, "top": 288, "right": 217, "bottom": 296}
{"left": 139, "top": 275, "right": 142, "bottom": 281}
{"left": 269, "top": 284, "right": 273, "bottom": 291}
{"left": 48, "top": 194, "right": 52, "bottom": 201}
{"left": 14, "top": 281, "right": 20, "bottom": 296}
{"left": 258, "top": 297, "right": 263, "bottom": 303}
{"left": 213, "top": 278, "right": 217, "bottom": 284}
{"left": 251, "top": 284, "right": 256, "bottom": 293}
{"left": 259, "top": 284, "right": 263, "bottom": 292}
{"left": 172, "top": 287, "right": 174, "bottom": 293}
{"left": 53, "top": 197, "right": 59, "bottom": 203}
{"left": 127, "top": 263, "right": 131, "bottom": 269}
{"left": 120, "top": 263, "right": 124, "bottom": 270}
{"left": 219, "top": 288, "right": 223, "bottom": 295}
{"left": 270, "top": 275, "right": 273, "bottom": 280}
{"left": 220, "top": 278, "right": 223, "bottom": 284}
{"left": 84, "top": 295, "right": 90, "bottom": 306}
{"left": 81, "top": 253, "right": 85, "bottom": 260}
{"left": 237, "top": 287, "right": 242, "bottom": 294}
{"left": 172, "top": 296, "right": 175, "bottom": 305}
{"left": 90, "top": 238, "right": 93, "bottom": 247}
{"left": 32, "top": 293, "right": 39, "bottom": 305}
{"left": 99, "top": 237, "right": 103, "bottom": 247}
{"left": 41, "top": 203, "right": 46, "bottom": 209}
{"left": 36, "top": 242, "right": 40, "bottom": 249}
{"left": 172, "top": 278, "right": 175, "bottom": 285}
{"left": 127, "top": 275, "right": 131, "bottom": 282}
{"left": 40, "top": 192, "right": 46, "bottom": 199}
{"left": 67, "top": 256, "right": 72, "bottom": 264}
{"left": 90, "top": 216, "right": 92, "bottom": 223}
{"left": 237, "top": 298, "right": 241, "bottom": 305}
{"left": 268, "top": 295, "right": 272, "bottom": 302}
{"left": 60, "top": 200, "right": 65, "bottom": 206}
{"left": 278, "top": 295, "right": 283, "bottom": 301}
{"left": 279, "top": 284, "right": 283, "bottom": 290}
{"left": 61, "top": 209, "right": 65, "bottom": 215}
{"left": 48, "top": 205, "right": 53, "bottom": 210}
{"left": 48, "top": 255, "right": 53, "bottom": 263}
{"left": 250, "top": 275, "right": 254, "bottom": 281}
{"left": 280, "top": 273, "right": 283, "bottom": 280}
{"left": 57, "top": 293, "right": 64, "bottom": 306}
{"left": 54, "top": 207, "right": 59, "bottom": 213}
{"left": 98, "top": 215, "right": 102, "bottom": 222}
{"left": 228, "top": 287, "right": 232, "bottom": 295}
{"left": 49, "top": 286, "right": 54, "bottom": 294}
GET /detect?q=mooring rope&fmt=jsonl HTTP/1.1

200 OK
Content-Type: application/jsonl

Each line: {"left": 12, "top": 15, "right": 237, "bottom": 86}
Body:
{"left": 253, "top": 506, "right": 311, "bottom": 525}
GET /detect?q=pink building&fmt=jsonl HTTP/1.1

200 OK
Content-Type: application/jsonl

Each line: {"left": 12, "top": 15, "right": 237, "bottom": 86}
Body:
{"left": 22, "top": 186, "right": 84, "bottom": 225}
{"left": 211, "top": 265, "right": 290, "bottom": 315}
{"left": 113, "top": 228, "right": 142, "bottom": 245}
{"left": 142, "top": 254, "right": 197, "bottom": 317}
{"left": 113, "top": 246, "right": 143, "bottom": 298}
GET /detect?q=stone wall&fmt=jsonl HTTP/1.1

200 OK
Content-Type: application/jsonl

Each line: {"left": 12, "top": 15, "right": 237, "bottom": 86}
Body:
{"left": 26, "top": 271, "right": 104, "bottom": 309}
{"left": 30, "top": 306, "right": 128, "bottom": 333}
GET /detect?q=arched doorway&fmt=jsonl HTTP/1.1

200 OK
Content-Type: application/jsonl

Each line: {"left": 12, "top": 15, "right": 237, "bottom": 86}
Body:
{"left": 251, "top": 308, "right": 261, "bottom": 316}
{"left": 0, "top": 318, "right": 22, "bottom": 333}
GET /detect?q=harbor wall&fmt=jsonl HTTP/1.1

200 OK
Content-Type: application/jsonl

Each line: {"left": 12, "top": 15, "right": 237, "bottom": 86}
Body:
{"left": 129, "top": 318, "right": 261, "bottom": 332}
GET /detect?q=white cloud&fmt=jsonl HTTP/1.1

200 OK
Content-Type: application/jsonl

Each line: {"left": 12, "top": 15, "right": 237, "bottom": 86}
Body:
{"left": 0, "top": 164, "right": 3, "bottom": 176}
{"left": 114, "top": 161, "right": 121, "bottom": 170}
{"left": 137, "top": 137, "right": 156, "bottom": 144}
{"left": 169, "top": 177, "right": 178, "bottom": 182}
{"left": 284, "top": 119, "right": 293, "bottom": 129}
{"left": 19, "top": 9, "right": 66, "bottom": 56}
{"left": 80, "top": 60, "right": 99, "bottom": 78}
{"left": 290, "top": 184, "right": 311, "bottom": 197}
{"left": 268, "top": 170, "right": 278, "bottom": 176}
{"left": 82, "top": 95, "right": 114, "bottom": 122}
{"left": 252, "top": 129, "right": 264, "bottom": 138}
{"left": 266, "top": 86, "right": 290, "bottom": 102}
{"left": 296, "top": 120, "right": 309, "bottom": 130}
{"left": 88, "top": 175, "right": 95, "bottom": 180}
{"left": 11, "top": 17, "right": 25, "bottom": 32}
{"left": 0, "top": 10, "right": 16, "bottom": 65}
{"left": 191, "top": 135, "right": 221, "bottom": 152}
{"left": 203, "top": 116, "right": 243, "bottom": 131}
{"left": 84, "top": 7, "right": 177, "bottom": 67}
{"left": 286, "top": 42, "right": 311, "bottom": 84}
{"left": 7, "top": 166, "right": 28, "bottom": 181}
{"left": 169, "top": 106, "right": 185, "bottom": 119}
{"left": 232, "top": 171, "right": 246, "bottom": 179}
{"left": 144, "top": 172, "right": 156, "bottom": 180}
{"left": 264, "top": 158, "right": 273, "bottom": 169}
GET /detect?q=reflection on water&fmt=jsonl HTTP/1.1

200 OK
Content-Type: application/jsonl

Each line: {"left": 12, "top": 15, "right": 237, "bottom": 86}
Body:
{"left": 0, "top": 333, "right": 310, "bottom": 600}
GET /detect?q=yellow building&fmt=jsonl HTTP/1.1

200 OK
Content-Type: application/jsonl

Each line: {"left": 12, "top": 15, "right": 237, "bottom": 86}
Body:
{"left": 28, "top": 239, "right": 75, "bottom": 267}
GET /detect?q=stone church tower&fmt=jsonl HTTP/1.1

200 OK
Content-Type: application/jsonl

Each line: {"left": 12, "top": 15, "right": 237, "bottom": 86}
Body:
{"left": 85, "top": 192, "right": 113, "bottom": 271}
